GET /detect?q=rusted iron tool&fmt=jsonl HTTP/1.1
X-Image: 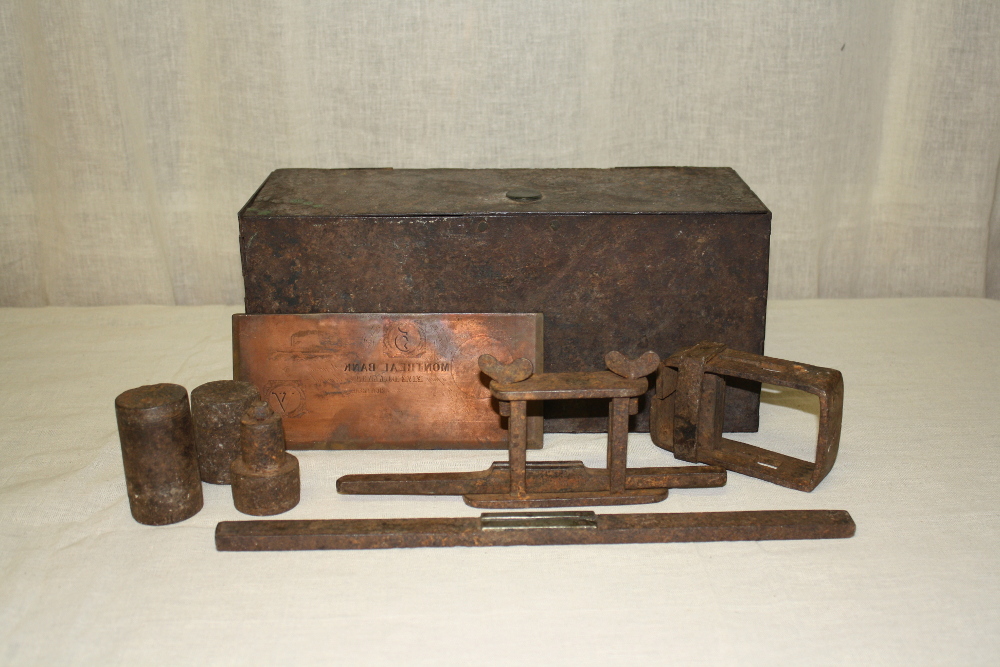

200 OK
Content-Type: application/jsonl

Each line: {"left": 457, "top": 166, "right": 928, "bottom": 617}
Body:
{"left": 215, "top": 509, "right": 855, "bottom": 551}
{"left": 338, "top": 351, "right": 727, "bottom": 508}
{"left": 650, "top": 342, "right": 844, "bottom": 491}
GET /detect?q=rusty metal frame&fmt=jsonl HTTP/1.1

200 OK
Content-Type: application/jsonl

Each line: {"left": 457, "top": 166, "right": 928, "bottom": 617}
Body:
{"left": 650, "top": 342, "right": 844, "bottom": 492}
{"left": 338, "top": 352, "right": 727, "bottom": 508}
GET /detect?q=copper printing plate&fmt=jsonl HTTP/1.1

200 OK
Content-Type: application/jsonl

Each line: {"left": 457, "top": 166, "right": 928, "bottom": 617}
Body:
{"left": 233, "top": 313, "right": 542, "bottom": 449}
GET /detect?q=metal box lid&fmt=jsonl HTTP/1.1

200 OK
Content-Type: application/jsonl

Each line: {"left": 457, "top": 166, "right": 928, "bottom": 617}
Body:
{"left": 242, "top": 167, "right": 769, "bottom": 218}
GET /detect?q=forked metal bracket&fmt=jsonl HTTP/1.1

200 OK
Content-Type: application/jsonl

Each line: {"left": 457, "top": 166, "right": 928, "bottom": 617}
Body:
{"left": 649, "top": 342, "right": 844, "bottom": 492}
{"left": 216, "top": 509, "right": 856, "bottom": 550}
{"left": 338, "top": 351, "right": 727, "bottom": 508}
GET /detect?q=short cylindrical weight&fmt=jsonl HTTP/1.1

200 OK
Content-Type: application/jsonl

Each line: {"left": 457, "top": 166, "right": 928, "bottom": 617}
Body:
{"left": 239, "top": 401, "right": 287, "bottom": 471}
{"left": 115, "top": 383, "right": 203, "bottom": 525}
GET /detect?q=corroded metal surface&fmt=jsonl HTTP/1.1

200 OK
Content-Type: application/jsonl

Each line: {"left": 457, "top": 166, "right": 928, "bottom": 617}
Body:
{"left": 234, "top": 313, "right": 542, "bottom": 449}
{"left": 230, "top": 402, "right": 300, "bottom": 516}
{"left": 242, "top": 168, "right": 770, "bottom": 216}
{"left": 115, "top": 383, "right": 203, "bottom": 525}
{"left": 338, "top": 351, "right": 726, "bottom": 508}
{"left": 239, "top": 167, "right": 771, "bottom": 434}
{"left": 650, "top": 342, "right": 844, "bottom": 491}
{"left": 477, "top": 354, "right": 533, "bottom": 384}
{"left": 215, "top": 509, "right": 856, "bottom": 550}
{"left": 604, "top": 350, "right": 660, "bottom": 380}
{"left": 474, "top": 353, "right": 661, "bottom": 507}
{"left": 338, "top": 460, "right": 727, "bottom": 495}
{"left": 489, "top": 371, "right": 648, "bottom": 401}
{"left": 191, "top": 380, "right": 259, "bottom": 484}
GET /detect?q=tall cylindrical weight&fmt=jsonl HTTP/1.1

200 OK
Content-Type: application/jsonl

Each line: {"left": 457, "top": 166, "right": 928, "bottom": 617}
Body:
{"left": 115, "top": 383, "right": 203, "bottom": 525}
{"left": 191, "top": 380, "right": 259, "bottom": 484}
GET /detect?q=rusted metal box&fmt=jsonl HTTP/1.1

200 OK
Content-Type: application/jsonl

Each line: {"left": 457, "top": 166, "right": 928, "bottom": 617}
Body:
{"left": 239, "top": 167, "right": 770, "bottom": 433}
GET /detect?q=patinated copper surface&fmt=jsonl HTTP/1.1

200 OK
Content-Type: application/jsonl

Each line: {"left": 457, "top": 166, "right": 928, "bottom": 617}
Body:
{"left": 338, "top": 351, "right": 727, "bottom": 508}
{"left": 191, "top": 380, "right": 259, "bottom": 484}
{"left": 239, "top": 167, "right": 771, "bottom": 434}
{"left": 233, "top": 313, "right": 543, "bottom": 449}
{"left": 650, "top": 342, "right": 844, "bottom": 491}
{"left": 115, "top": 383, "right": 203, "bottom": 525}
{"left": 231, "top": 401, "right": 300, "bottom": 516}
{"left": 215, "top": 509, "right": 856, "bottom": 550}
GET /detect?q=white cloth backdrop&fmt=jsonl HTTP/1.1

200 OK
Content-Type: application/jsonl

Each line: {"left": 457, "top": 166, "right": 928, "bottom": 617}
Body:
{"left": 2, "top": 1, "right": 999, "bottom": 306}
{"left": 1, "top": 298, "right": 999, "bottom": 664}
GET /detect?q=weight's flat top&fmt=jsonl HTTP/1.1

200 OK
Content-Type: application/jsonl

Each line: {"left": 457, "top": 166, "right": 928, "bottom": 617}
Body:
{"left": 242, "top": 167, "right": 769, "bottom": 217}
{"left": 115, "top": 383, "right": 187, "bottom": 411}
{"left": 191, "top": 380, "right": 259, "bottom": 406}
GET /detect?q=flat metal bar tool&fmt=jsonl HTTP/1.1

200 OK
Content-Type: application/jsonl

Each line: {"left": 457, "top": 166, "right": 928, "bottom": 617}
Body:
{"left": 215, "top": 509, "right": 855, "bottom": 551}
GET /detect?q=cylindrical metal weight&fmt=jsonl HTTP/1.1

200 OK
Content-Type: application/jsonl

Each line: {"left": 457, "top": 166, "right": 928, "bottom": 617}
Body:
{"left": 230, "top": 457, "right": 300, "bottom": 516}
{"left": 191, "top": 380, "right": 259, "bottom": 484}
{"left": 239, "top": 401, "right": 287, "bottom": 471}
{"left": 115, "top": 383, "right": 203, "bottom": 525}
{"left": 231, "top": 401, "right": 300, "bottom": 516}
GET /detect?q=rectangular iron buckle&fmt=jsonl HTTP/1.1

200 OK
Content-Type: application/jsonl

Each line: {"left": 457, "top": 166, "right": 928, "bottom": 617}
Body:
{"left": 650, "top": 342, "right": 844, "bottom": 492}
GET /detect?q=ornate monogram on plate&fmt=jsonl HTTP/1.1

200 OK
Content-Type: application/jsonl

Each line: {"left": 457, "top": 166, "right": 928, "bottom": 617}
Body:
{"left": 235, "top": 313, "right": 542, "bottom": 449}
{"left": 382, "top": 319, "right": 427, "bottom": 358}
{"left": 262, "top": 380, "right": 307, "bottom": 418}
